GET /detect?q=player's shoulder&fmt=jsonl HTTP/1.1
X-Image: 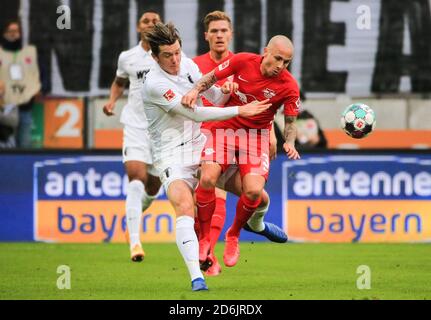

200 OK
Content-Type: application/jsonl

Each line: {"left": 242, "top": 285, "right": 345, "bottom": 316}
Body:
{"left": 193, "top": 52, "right": 209, "bottom": 64}
{"left": 226, "top": 52, "right": 261, "bottom": 69}
{"left": 118, "top": 44, "right": 141, "bottom": 61}
{"left": 234, "top": 52, "right": 260, "bottom": 61}
{"left": 143, "top": 67, "right": 163, "bottom": 91}
{"left": 145, "top": 65, "right": 160, "bottom": 80}
{"left": 182, "top": 55, "right": 197, "bottom": 66}
{"left": 280, "top": 70, "right": 300, "bottom": 93}
{"left": 181, "top": 56, "right": 201, "bottom": 73}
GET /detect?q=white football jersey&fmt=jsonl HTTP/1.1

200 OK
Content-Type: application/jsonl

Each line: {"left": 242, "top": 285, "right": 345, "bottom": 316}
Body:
{"left": 116, "top": 42, "right": 154, "bottom": 129}
{"left": 142, "top": 57, "right": 204, "bottom": 165}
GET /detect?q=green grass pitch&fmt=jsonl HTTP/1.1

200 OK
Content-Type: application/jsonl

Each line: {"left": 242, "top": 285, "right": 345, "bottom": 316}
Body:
{"left": 0, "top": 242, "right": 430, "bottom": 300}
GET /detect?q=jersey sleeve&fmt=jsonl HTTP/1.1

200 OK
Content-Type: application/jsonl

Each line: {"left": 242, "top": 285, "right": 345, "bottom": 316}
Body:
{"left": 145, "top": 80, "right": 182, "bottom": 113}
{"left": 282, "top": 95, "right": 301, "bottom": 117}
{"left": 116, "top": 52, "right": 129, "bottom": 79}
{"left": 213, "top": 53, "right": 242, "bottom": 80}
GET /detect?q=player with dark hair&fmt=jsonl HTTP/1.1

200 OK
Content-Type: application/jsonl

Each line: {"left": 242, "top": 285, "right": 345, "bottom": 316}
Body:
{"left": 142, "top": 22, "right": 270, "bottom": 291}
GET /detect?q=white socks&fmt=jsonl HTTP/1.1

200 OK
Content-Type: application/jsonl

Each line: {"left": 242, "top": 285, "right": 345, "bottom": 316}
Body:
{"left": 142, "top": 189, "right": 157, "bottom": 212}
{"left": 126, "top": 180, "right": 144, "bottom": 248}
{"left": 247, "top": 198, "right": 270, "bottom": 232}
{"left": 176, "top": 215, "right": 204, "bottom": 281}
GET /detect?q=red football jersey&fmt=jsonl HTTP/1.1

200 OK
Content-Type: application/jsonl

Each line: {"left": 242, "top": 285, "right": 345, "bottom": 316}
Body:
{"left": 213, "top": 52, "right": 300, "bottom": 130}
{"left": 193, "top": 51, "right": 234, "bottom": 107}
{"left": 193, "top": 51, "right": 234, "bottom": 130}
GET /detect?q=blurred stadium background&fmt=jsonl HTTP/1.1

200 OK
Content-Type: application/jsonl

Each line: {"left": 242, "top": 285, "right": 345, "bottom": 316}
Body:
{"left": 0, "top": 0, "right": 430, "bottom": 299}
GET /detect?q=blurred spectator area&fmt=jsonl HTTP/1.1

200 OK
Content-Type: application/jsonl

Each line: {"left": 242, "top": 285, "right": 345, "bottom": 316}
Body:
{"left": 28, "top": 96, "right": 431, "bottom": 150}
{"left": 273, "top": 97, "right": 431, "bottom": 150}
{"left": 88, "top": 97, "right": 126, "bottom": 149}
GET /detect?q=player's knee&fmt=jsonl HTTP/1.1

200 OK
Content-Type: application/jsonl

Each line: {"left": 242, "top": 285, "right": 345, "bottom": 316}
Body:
{"left": 200, "top": 172, "right": 218, "bottom": 190}
{"left": 244, "top": 188, "right": 262, "bottom": 202}
{"left": 175, "top": 201, "right": 195, "bottom": 216}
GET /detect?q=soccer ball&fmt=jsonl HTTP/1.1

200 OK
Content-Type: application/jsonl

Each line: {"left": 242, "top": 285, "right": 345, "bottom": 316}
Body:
{"left": 341, "top": 103, "right": 376, "bottom": 139}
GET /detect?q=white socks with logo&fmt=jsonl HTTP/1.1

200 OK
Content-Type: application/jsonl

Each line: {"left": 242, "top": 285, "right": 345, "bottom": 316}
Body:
{"left": 176, "top": 215, "right": 204, "bottom": 281}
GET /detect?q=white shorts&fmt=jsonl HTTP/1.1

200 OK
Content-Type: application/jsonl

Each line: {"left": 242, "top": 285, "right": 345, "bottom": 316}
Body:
{"left": 122, "top": 125, "right": 159, "bottom": 177}
{"left": 156, "top": 134, "right": 207, "bottom": 192}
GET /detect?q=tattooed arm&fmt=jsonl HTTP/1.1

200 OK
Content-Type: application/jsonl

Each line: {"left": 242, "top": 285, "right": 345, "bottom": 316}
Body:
{"left": 283, "top": 115, "right": 301, "bottom": 160}
{"left": 103, "top": 77, "right": 129, "bottom": 116}
{"left": 181, "top": 70, "right": 218, "bottom": 108}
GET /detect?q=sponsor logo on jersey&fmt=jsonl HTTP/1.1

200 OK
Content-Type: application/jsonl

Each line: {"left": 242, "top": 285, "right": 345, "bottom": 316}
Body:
{"left": 295, "top": 97, "right": 301, "bottom": 112}
{"left": 219, "top": 59, "right": 230, "bottom": 71}
{"left": 163, "top": 89, "right": 176, "bottom": 102}
{"left": 235, "top": 90, "right": 258, "bottom": 104}
{"left": 136, "top": 69, "right": 150, "bottom": 80}
{"left": 263, "top": 88, "right": 276, "bottom": 99}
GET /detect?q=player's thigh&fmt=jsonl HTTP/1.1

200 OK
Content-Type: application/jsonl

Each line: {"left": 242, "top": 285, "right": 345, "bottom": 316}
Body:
{"left": 200, "top": 161, "right": 223, "bottom": 188}
{"left": 167, "top": 180, "right": 195, "bottom": 217}
{"left": 125, "top": 160, "right": 149, "bottom": 182}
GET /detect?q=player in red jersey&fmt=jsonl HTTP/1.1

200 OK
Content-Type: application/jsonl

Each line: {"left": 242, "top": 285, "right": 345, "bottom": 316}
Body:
{"left": 192, "top": 11, "right": 234, "bottom": 276}
{"left": 183, "top": 35, "right": 301, "bottom": 267}
{"left": 193, "top": 12, "right": 287, "bottom": 275}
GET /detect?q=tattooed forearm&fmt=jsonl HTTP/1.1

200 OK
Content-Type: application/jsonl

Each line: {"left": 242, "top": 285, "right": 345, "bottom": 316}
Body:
{"left": 195, "top": 70, "right": 218, "bottom": 93}
{"left": 284, "top": 116, "right": 297, "bottom": 145}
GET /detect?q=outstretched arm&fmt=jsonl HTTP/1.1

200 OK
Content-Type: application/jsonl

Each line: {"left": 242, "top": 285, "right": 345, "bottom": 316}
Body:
{"left": 103, "top": 77, "right": 129, "bottom": 116}
{"left": 181, "top": 70, "right": 219, "bottom": 108}
{"left": 283, "top": 115, "right": 300, "bottom": 159}
{"left": 170, "top": 99, "right": 271, "bottom": 122}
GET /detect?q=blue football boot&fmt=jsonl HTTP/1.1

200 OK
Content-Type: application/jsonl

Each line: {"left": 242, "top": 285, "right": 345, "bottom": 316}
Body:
{"left": 243, "top": 222, "right": 288, "bottom": 243}
{"left": 191, "top": 278, "right": 209, "bottom": 291}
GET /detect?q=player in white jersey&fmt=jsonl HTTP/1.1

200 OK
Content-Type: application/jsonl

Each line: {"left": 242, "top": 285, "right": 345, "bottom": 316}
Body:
{"left": 103, "top": 12, "right": 162, "bottom": 262}
{"left": 142, "top": 23, "right": 271, "bottom": 291}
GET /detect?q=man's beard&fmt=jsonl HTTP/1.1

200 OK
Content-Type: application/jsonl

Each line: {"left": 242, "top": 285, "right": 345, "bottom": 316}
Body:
{"left": 1, "top": 37, "right": 23, "bottom": 51}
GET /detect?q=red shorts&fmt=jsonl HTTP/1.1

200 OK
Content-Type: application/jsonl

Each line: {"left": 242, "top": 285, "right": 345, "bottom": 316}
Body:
{"left": 201, "top": 128, "right": 271, "bottom": 180}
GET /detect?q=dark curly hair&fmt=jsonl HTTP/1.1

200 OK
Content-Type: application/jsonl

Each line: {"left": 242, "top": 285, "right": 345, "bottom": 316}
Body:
{"left": 144, "top": 22, "right": 182, "bottom": 57}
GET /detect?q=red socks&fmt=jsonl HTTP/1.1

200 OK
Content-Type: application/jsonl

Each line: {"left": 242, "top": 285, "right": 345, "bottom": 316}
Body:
{"left": 228, "top": 194, "right": 262, "bottom": 237}
{"left": 195, "top": 185, "right": 216, "bottom": 241}
{"left": 209, "top": 197, "right": 226, "bottom": 252}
